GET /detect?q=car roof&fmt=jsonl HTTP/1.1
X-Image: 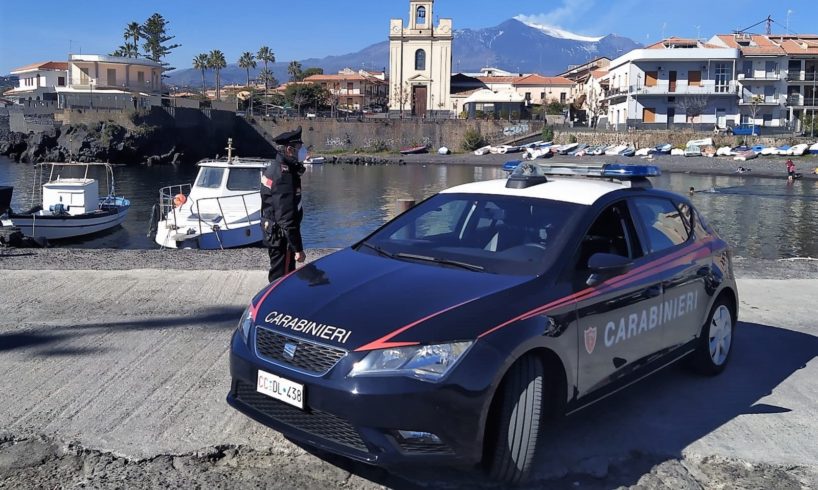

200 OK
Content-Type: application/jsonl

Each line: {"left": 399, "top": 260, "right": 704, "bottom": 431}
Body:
{"left": 440, "top": 177, "right": 635, "bottom": 206}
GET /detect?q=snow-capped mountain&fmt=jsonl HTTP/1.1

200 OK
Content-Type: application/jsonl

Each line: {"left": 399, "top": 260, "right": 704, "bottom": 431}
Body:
{"left": 165, "top": 19, "right": 639, "bottom": 87}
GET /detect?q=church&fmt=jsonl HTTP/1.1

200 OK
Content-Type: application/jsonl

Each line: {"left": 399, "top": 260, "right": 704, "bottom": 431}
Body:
{"left": 388, "top": 0, "right": 453, "bottom": 118}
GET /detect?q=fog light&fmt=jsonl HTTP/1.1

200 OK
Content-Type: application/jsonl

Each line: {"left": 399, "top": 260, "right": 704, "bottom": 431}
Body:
{"left": 396, "top": 430, "right": 442, "bottom": 444}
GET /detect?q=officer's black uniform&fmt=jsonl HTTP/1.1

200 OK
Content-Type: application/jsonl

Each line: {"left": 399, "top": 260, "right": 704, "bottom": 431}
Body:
{"left": 260, "top": 127, "right": 305, "bottom": 283}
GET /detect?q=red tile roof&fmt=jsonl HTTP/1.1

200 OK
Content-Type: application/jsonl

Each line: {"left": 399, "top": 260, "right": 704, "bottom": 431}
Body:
{"left": 714, "top": 34, "right": 785, "bottom": 56}
{"left": 513, "top": 74, "right": 573, "bottom": 86}
{"left": 10, "top": 61, "right": 69, "bottom": 74}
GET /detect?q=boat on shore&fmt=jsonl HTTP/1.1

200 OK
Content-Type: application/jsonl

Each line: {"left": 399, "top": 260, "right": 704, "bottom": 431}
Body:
{"left": 152, "top": 140, "right": 272, "bottom": 249}
{"left": 400, "top": 145, "right": 429, "bottom": 155}
{"left": 4, "top": 162, "right": 130, "bottom": 241}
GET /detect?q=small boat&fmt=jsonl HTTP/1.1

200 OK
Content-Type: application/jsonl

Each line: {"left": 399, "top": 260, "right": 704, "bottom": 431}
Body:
{"left": 788, "top": 144, "right": 809, "bottom": 156}
{"left": 474, "top": 145, "right": 492, "bottom": 156}
{"left": 619, "top": 146, "right": 636, "bottom": 157}
{"left": 400, "top": 145, "right": 428, "bottom": 155}
{"left": 759, "top": 146, "right": 777, "bottom": 156}
{"left": 702, "top": 145, "right": 717, "bottom": 158}
{"left": 304, "top": 156, "right": 326, "bottom": 164}
{"left": 671, "top": 148, "right": 685, "bottom": 156}
{"left": 152, "top": 140, "right": 273, "bottom": 249}
{"left": 751, "top": 144, "right": 766, "bottom": 154}
{"left": 654, "top": 143, "right": 672, "bottom": 154}
{"left": 522, "top": 146, "right": 553, "bottom": 160}
{"left": 558, "top": 143, "right": 579, "bottom": 155}
{"left": 733, "top": 150, "right": 758, "bottom": 161}
{"left": 684, "top": 145, "right": 702, "bottom": 157}
{"left": 716, "top": 146, "right": 733, "bottom": 157}
{"left": 605, "top": 144, "right": 627, "bottom": 156}
{"left": 635, "top": 148, "right": 654, "bottom": 156}
{"left": 687, "top": 137, "right": 714, "bottom": 147}
{"left": 809, "top": 142, "right": 818, "bottom": 155}
{"left": 502, "top": 160, "right": 522, "bottom": 172}
{"left": 7, "top": 162, "right": 130, "bottom": 240}
{"left": 567, "top": 144, "right": 588, "bottom": 156}
{"left": 490, "top": 145, "right": 522, "bottom": 155}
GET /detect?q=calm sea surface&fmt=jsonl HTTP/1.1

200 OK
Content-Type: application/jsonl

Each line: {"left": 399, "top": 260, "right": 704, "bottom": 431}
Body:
{"left": 2, "top": 155, "right": 817, "bottom": 259}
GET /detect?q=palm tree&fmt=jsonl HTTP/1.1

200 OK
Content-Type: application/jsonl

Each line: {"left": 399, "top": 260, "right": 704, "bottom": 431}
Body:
{"left": 257, "top": 46, "right": 275, "bottom": 103}
{"left": 124, "top": 22, "right": 142, "bottom": 58}
{"left": 288, "top": 61, "right": 303, "bottom": 82}
{"left": 208, "top": 50, "right": 227, "bottom": 100}
{"left": 192, "top": 53, "right": 209, "bottom": 97}
{"left": 238, "top": 52, "right": 256, "bottom": 87}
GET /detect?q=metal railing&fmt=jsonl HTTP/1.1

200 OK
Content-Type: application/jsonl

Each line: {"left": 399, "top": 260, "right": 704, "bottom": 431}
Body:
{"left": 158, "top": 183, "right": 257, "bottom": 239}
{"left": 786, "top": 73, "right": 818, "bottom": 82}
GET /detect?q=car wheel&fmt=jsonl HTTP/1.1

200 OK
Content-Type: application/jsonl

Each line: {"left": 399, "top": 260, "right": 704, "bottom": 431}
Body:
{"left": 485, "top": 355, "right": 544, "bottom": 484}
{"left": 690, "top": 298, "right": 735, "bottom": 375}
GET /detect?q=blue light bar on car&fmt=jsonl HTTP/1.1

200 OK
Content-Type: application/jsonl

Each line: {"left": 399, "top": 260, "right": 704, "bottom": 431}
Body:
{"left": 601, "top": 163, "right": 661, "bottom": 177}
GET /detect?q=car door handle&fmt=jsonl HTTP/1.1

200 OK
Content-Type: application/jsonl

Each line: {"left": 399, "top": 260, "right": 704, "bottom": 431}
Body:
{"left": 647, "top": 285, "right": 662, "bottom": 298}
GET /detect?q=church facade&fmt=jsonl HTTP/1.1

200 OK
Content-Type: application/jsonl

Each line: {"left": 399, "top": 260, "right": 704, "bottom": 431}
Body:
{"left": 388, "top": 0, "right": 453, "bottom": 117}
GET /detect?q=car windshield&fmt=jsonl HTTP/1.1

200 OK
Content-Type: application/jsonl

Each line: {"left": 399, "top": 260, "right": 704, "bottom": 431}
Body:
{"left": 358, "top": 193, "right": 582, "bottom": 276}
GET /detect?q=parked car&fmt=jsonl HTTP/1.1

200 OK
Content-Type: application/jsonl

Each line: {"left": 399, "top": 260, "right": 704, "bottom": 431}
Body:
{"left": 226, "top": 163, "right": 738, "bottom": 484}
{"left": 728, "top": 124, "right": 760, "bottom": 136}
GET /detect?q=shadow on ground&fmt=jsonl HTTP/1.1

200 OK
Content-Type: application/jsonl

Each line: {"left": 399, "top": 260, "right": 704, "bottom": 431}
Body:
{"left": 283, "top": 321, "right": 818, "bottom": 488}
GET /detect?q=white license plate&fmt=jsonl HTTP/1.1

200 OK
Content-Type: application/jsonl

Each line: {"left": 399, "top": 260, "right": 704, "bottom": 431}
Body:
{"left": 257, "top": 370, "right": 304, "bottom": 410}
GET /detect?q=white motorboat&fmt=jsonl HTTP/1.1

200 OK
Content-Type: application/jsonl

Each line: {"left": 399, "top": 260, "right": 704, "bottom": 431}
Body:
{"left": 152, "top": 141, "right": 274, "bottom": 249}
{"left": 787, "top": 144, "right": 809, "bottom": 156}
{"left": 810, "top": 142, "right": 818, "bottom": 155}
{"left": 605, "top": 144, "right": 627, "bottom": 156}
{"left": 473, "top": 145, "right": 492, "bottom": 156}
{"left": 6, "top": 162, "right": 130, "bottom": 240}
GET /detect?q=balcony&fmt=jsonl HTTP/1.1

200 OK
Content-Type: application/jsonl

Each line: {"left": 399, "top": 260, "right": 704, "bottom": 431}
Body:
{"left": 788, "top": 94, "right": 804, "bottom": 106}
{"left": 786, "top": 72, "right": 818, "bottom": 82}
{"left": 737, "top": 73, "right": 783, "bottom": 82}
{"left": 739, "top": 91, "right": 785, "bottom": 106}
{"left": 635, "top": 81, "right": 738, "bottom": 96}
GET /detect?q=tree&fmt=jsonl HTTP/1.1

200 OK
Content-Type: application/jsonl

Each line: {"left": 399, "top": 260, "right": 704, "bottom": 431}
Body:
{"left": 192, "top": 53, "right": 210, "bottom": 97}
{"left": 141, "top": 13, "right": 181, "bottom": 72}
{"left": 258, "top": 69, "right": 277, "bottom": 92}
{"left": 208, "top": 50, "right": 227, "bottom": 100}
{"left": 124, "top": 22, "right": 142, "bottom": 57}
{"left": 288, "top": 61, "right": 303, "bottom": 82}
{"left": 302, "top": 67, "right": 324, "bottom": 79}
{"left": 392, "top": 82, "right": 410, "bottom": 116}
{"left": 285, "top": 83, "right": 327, "bottom": 115}
{"left": 238, "top": 52, "right": 256, "bottom": 87}
{"left": 677, "top": 94, "right": 710, "bottom": 124}
{"left": 111, "top": 43, "right": 137, "bottom": 58}
{"left": 257, "top": 46, "right": 275, "bottom": 103}
{"left": 585, "top": 85, "right": 605, "bottom": 129}
{"left": 743, "top": 94, "right": 764, "bottom": 139}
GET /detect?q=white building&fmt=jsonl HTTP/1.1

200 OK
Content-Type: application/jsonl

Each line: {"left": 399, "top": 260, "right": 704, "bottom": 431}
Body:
{"left": 5, "top": 61, "right": 69, "bottom": 102}
{"left": 304, "top": 69, "right": 389, "bottom": 111}
{"left": 56, "top": 54, "right": 163, "bottom": 109}
{"left": 604, "top": 38, "right": 740, "bottom": 129}
{"left": 388, "top": 0, "right": 453, "bottom": 117}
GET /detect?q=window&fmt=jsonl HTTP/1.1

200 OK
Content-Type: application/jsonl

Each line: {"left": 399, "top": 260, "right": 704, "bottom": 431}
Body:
{"left": 364, "top": 194, "right": 581, "bottom": 276}
{"left": 347, "top": 82, "right": 354, "bottom": 92}
{"left": 416, "top": 6, "right": 426, "bottom": 25}
{"left": 576, "top": 201, "right": 642, "bottom": 270}
{"left": 415, "top": 49, "right": 426, "bottom": 71}
{"left": 524, "top": 92, "right": 531, "bottom": 100}
{"left": 632, "top": 197, "right": 690, "bottom": 253}
{"left": 715, "top": 63, "right": 730, "bottom": 92}
{"left": 195, "top": 167, "right": 225, "bottom": 189}
{"left": 137, "top": 72, "right": 145, "bottom": 84}
{"left": 57, "top": 76, "right": 65, "bottom": 86}
{"left": 765, "top": 61, "right": 778, "bottom": 77}
{"left": 107, "top": 68, "right": 116, "bottom": 86}
{"left": 226, "top": 168, "right": 262, "bottom": 191}
{"left": 560, "top": 93, "right": 566, "bottom": 103}
{"left": 688, "top": 71, "right": 701, "bottom": 86}
{"left": 645, "top": 71, "right": 658, "bottom": 87}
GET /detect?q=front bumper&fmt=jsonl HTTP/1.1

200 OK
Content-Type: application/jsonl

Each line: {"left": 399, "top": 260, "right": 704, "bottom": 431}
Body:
{"left": 226, "top": 329, "right": 505, "bottom": 467}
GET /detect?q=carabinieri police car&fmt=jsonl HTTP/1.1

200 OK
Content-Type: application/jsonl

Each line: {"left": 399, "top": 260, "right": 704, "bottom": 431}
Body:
{"left": 227, "top": 162, "right": 737, "bottom": 484}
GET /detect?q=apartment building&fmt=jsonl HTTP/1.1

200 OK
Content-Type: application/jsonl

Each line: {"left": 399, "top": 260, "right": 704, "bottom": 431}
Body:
{"left": 604, "top": 38, "right": 741, "bottom": 129}
{"left": 5, "top": 61, "right": 69, "bottom": 102}
{"left": 779, "top": 35, "right": 818, "bottom": 132}
{"left": 304, "top": 69, "right": 388, "bottom": 111}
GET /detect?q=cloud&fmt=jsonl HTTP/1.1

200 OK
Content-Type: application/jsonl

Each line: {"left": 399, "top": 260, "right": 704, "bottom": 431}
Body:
{"left": 514, "top": 0, "right": 597, "bottom": 30}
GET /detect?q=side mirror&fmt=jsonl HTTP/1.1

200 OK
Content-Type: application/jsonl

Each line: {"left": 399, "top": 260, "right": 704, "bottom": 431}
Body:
{"left": 586, "top": 253, "right": 632, "bottom": 286}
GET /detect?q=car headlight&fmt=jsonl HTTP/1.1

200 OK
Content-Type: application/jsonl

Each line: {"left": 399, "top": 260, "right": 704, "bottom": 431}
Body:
{"left": 238, "top": 306, "right": 253, "bottom": 341}
{"left": 349, "top": 341, "right": 473, "bottom": 382}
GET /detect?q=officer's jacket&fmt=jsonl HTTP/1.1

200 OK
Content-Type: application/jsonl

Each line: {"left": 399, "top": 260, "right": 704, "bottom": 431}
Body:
{"left": 260, "top": 153, "right": 304, "bottom": 252}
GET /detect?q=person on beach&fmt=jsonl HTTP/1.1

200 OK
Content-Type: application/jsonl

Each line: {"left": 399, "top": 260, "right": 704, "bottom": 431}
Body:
{"left": 260, "top": 126, "right": 307, "bottom": 282}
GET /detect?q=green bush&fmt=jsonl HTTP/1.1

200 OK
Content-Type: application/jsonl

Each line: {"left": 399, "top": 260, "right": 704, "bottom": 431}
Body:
{"left": 366, "top": 139, "right": 389, "bottom": 153}
{"left": 462, "top": 128, "right": 487, "bottom": 151}
{"left": 569, "top": 134, "right": 577, "bottom": 144}
{"left": 542, "top": 126, "right": 554, "bottom": 142}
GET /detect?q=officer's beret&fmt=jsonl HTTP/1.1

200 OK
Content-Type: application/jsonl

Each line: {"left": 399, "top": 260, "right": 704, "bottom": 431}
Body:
{"left": 273, "top": 126, "right": 303, "bottom": 146}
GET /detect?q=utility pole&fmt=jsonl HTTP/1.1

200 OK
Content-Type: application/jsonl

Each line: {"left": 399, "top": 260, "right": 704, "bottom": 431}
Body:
{"left": 766, "top": 15, "right": 772, "bottom": 35}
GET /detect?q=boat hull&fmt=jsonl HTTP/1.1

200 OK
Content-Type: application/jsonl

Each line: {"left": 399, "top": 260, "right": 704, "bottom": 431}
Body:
{"left": 10, "top": 206, "right": 129, "bottom": 240}
{"left": 155, "top": 220, "right": 263, "bottom": 249}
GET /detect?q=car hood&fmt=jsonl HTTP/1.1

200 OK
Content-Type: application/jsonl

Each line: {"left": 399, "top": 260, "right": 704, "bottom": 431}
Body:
{"left": 252, "top": 248, "right": 530, "bottom": 351}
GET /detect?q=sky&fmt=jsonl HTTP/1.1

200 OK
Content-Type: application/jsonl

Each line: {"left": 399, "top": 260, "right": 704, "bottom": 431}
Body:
{"left": 1, "top": 0, "right": 816, "bottom": 75}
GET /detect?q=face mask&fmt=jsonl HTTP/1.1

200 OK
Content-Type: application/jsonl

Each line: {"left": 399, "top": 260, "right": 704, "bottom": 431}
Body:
{"left": 297, "top": 146, "right": 308, "bottom": 163}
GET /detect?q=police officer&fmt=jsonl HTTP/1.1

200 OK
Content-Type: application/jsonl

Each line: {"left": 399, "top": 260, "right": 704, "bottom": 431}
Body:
{"left": 261, "top": 126, "right": 306, "bottom": 282}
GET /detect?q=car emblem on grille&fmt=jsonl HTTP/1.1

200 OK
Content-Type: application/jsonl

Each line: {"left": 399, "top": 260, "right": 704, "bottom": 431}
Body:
{"left": 283, "top": 342, "right": 298, "bottom": 360}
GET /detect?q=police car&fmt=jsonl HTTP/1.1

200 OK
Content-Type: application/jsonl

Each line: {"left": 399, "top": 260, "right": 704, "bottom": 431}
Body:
{"left": 227, "top": 162, "right": 737, "bottom": 484}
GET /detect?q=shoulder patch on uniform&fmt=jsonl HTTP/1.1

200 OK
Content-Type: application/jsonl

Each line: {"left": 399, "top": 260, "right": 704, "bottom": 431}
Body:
{"left": 261, "top": 175, "right": 273, "bottom": 189}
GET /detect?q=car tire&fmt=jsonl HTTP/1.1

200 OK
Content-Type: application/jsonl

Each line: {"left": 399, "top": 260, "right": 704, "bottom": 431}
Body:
{"left": 485, "top": 355, "right": 544, "bottom": 484}
{"left": 690, "top": 297, "right": 735, "bottom": 375}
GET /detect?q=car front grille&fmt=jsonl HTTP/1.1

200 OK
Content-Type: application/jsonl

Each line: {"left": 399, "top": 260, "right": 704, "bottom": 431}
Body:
{"left": 234, "top": 381, "right": 367, "bottom": 452}
{"left": 396, "top": 440, "right": 456, "bottom": 455}
{"left": 255, "top": 327, "right": 347, "bottom": 375}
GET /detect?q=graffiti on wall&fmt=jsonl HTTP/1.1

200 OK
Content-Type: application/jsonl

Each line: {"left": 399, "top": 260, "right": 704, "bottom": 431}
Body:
{"left": 502, "top": 123, "right": 530, "bottom": 137}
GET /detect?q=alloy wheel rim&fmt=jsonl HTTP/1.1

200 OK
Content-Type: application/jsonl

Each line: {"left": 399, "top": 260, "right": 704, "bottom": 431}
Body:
{"left": 708, "top": 305, "right": 732, "bottom": 366}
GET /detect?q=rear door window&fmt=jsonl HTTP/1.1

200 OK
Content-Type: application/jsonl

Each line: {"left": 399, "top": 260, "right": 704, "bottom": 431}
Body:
{"left": 632, "top": 197, "right": 690, "bottom": 253}
{"left": 226, "top": 168, "right": 262, "bottom": 191}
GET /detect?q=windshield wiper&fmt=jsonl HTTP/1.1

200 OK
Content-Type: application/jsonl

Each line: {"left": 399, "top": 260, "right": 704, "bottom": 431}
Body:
{"left": 360, "top": 241, "right": 396, "bottom": 258}
{"left": 394, "top": 252, "right": 485, "bottom": 272}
